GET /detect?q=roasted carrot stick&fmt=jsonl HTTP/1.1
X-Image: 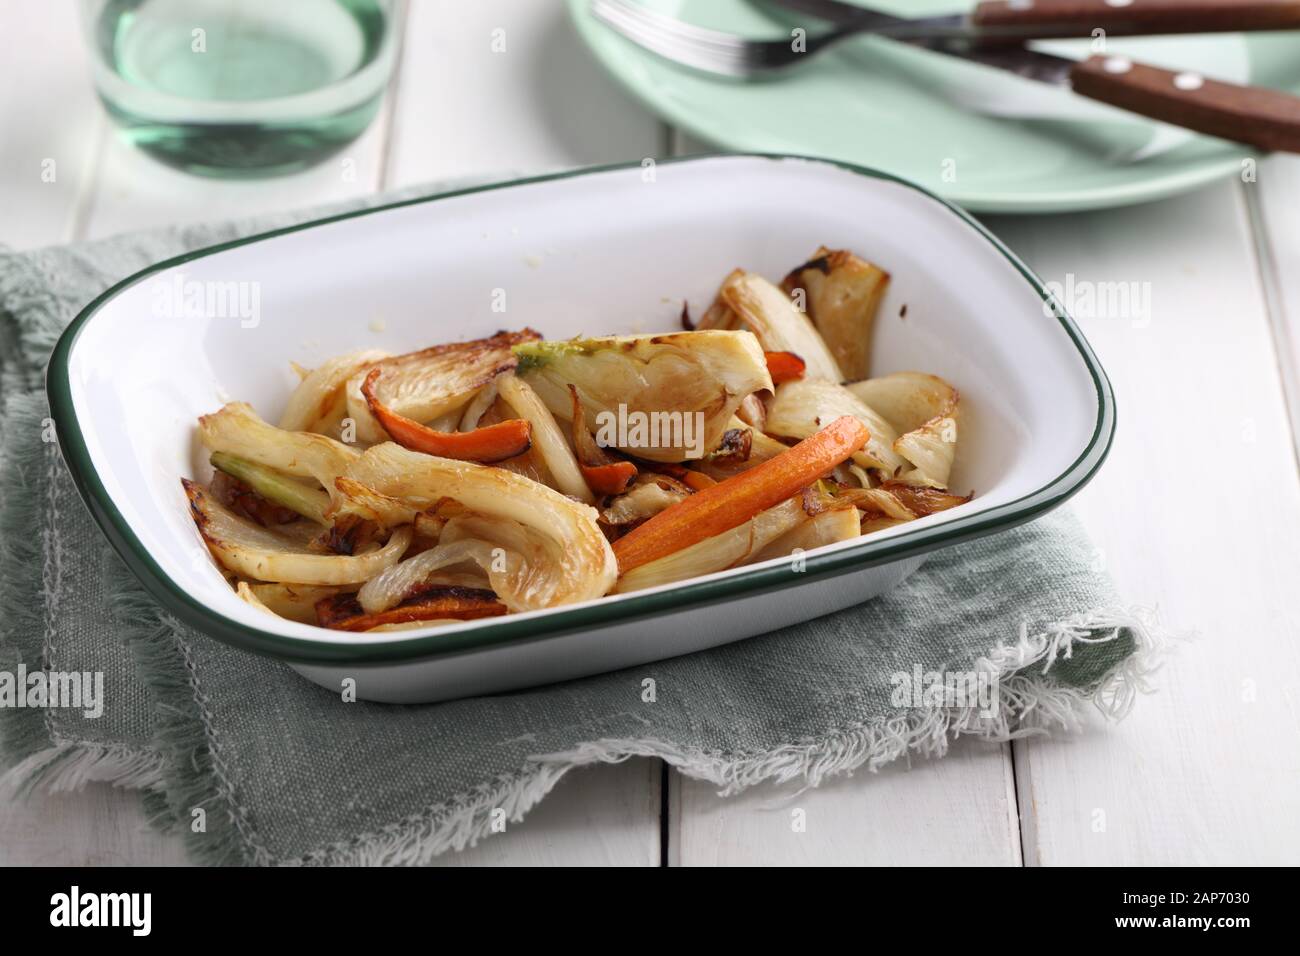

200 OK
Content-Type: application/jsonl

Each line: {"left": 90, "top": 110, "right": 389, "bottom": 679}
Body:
{"left": 765, "top": 350, "right": 806, "bottom": 384}
{"left": 362, "top": 368, "right": 531, "bottom": 463}
{"left": 613, "top": 415, "right": 870, "bottom": 572}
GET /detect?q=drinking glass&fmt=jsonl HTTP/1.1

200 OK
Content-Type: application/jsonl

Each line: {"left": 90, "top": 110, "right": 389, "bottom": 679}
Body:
{"left": 79, "top": 0, "right": 399, "bottom": 176}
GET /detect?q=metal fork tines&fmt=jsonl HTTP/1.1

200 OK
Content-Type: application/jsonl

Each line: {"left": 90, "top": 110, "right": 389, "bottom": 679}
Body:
{"left": 590, "top": 0, "right": 845, "bottom": 77}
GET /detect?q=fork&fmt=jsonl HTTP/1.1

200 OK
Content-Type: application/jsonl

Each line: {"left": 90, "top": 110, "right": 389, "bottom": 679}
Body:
{"left": 590, "top": 0, "right": 862, "bottom": 77}
{"left": 591, "top": 0, "right": 1300, "bottom": 79}
{"left": 589, "top": 0, "right": 1300, "bottom": 151}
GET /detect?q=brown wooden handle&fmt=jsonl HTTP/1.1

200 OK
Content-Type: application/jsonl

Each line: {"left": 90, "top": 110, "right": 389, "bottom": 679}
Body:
{"left": 973, "top": 0, "right": 1300, "bottom": 38}
{"left": 1070, "top": 54, "right": 1300, "bottom": 152}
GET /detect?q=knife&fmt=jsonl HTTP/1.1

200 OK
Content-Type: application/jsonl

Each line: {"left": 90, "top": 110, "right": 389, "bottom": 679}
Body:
{"left": 758, "top": 0, "right": 1300, "bottom": 151}
{"left": 763, "top": 0, "right": 1300, "bottom": 42}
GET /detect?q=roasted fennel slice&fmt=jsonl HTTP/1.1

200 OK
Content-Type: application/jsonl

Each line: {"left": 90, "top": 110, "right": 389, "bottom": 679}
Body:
{"left": 844, "top": 372, "right": 958, "bottom": 435}
{"left": 336, "top": 442, "right": 617, "bottom": 610}
{"left": 344, "top": 328, "right": 541, "bottom": 443}
{"left": 846, "top": 372, "right": 960, "bottom": 487}
{"left": 279, "top": 348, "right": 387, "bottom": 436}
{"left": 719, "top": 271, "right": 844, "bottom": 382}
{"left": 184, "top": 480, "right": 411, "bottom": 585}
{"left": 765, "top": 378, "right": 907, "bottom": 474}
{"left": 513, "top": 330, "right": 772, "bottom": 462}
{"left": 782, "top": 248, "right": 889, "bottom": 382}
{"left": 199, "top": 402, "right": 359, "bottom": 512}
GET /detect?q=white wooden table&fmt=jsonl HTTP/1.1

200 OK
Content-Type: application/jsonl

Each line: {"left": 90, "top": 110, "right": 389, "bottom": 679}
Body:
{"left": 3, "top": 0, "right": 1298, "bottom": 867}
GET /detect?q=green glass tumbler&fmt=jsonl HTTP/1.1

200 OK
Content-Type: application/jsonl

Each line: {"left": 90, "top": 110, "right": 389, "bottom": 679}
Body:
{"left": 80, "top": 0, "right": 399, "bottom": 177}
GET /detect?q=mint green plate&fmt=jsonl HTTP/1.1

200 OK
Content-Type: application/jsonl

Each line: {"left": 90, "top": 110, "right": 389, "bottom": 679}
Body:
{"left": 569, "top": 0, "right": 1300, "bottom": 212}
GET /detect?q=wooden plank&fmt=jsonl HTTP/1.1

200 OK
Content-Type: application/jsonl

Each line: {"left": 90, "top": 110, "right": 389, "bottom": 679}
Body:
{"left": 0, "top": 786, "right": 190, "bottom": 866}
{"left": 0, "top": 761, "right": 660, "bottom": 866}
{"left": 0, "top": 0, "right": 104, "bottom": 250}
{"left": 439, "top": 761, "right": 661, "bottom": 867}
{"left": 989, "top": 181, "right": 1300, "bottom": 865}
{"left": 384, "top": 0, "right": 665, "bottom": 188}
{"left": 1247, "top": 155, "right": 1300, "bottom": 454}
{"left": 673, "top": 739, "right": 1021, "bottom": 866}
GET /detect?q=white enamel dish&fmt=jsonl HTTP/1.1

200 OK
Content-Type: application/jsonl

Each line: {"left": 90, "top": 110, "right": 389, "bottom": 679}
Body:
{"left": 47, "top": 155, "right": 1114, "bottom": 702}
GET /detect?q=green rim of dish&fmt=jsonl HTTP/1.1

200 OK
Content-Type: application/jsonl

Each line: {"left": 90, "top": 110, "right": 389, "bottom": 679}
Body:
{"left": 45, "top": 154, "right": 1116, "bottom": 665}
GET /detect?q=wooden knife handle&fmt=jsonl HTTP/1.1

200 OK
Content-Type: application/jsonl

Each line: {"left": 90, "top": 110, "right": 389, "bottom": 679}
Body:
{"left": 973, "top": 0, "right": 1300, "bottom": 38}
{"left": 1070, "top": 54, "right": 1300, "bottom": 152}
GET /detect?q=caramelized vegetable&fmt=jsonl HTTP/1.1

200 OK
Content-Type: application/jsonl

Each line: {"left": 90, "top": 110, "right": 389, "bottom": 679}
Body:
{"left": 199, "top": 402, "right": 359, "bottom": 512}
{"left": 706, "top": 427, "right": 752, "bottom": 469}
{"left": 211, "top": 470, "right": 302, "bottom": 527}
{"left": 834, "top": 481, "right": 970, "bottom": 524}
{"left": 764, "top": 351, "right": 806, "bottom": 385}
{"left": 893, "top": 417, "right": 958, "bottom": 488}
{"left": 345, "top": 329, "right": 541, "bottom": 443}
{"left": 599, "top": 475, "right": 691, "bottom": 526}
{"left": 616, "top": 497, "right": 808, "bottom": 592}
{"left": 845, "top": 372, "right": 960, "bottom": 487}
{"left": 612, "top": 416, "right": 870, "bottom": 573}
{"left": 735, "top": 393, "right": 766, "bottom": 430}
{"left": 210, "top": 452, "right": 331, "bottom": 525}
{"left": 316, "top": 587, "right": 507, "bottom": 631}
{"left": 878, "top": 479, "right": 970, "bottom": 517}
{"left": 279, "top": 349, "right": 387, "bottom": 435}
{"left": 752, "top": 506, "right": 862, "bottom": 563}
{"left": 694, "top": 272, "right": 744, "bottom": 331}
{"left": 640, "top": 462, "right": 718, "bottom": 491}
{"left": 835, "top": 486, "right": 916, "bottom": 521}
{"left": 766, "top": 378, "right": 906, "bottom": 474}
{"left": 577, "top": 460, "right": 638, "bottom": 497}
{"left": 361, "top": 368, "right": 532, "bottom": 463}
{"left": 336, "top": 443, "right": 616, "bottom": 610}
{"left": 845, "top": 372, "right": 958, "bottom": 435}
{"left": 720, "top": 271, "right": 844, "bottom": 381}
{"left": 244, "top": 583, "right": 349, "bottom": 624}
{"left": 695, "top": 417, "right": 790, "bottom": 480}
{"left": 183, "top": 479, "right": 412, "bottom": 585}
{"left": 497, "top": 373, "right": 594, "bottom": 502}
{"left": 569, "top": 385, "right": 637, "bottom": 496}
{"left": 783, "top": 248, "right": 889, "bottom": 381}
{"left": 513, "top": 330, "right": 772, "bottom": 462}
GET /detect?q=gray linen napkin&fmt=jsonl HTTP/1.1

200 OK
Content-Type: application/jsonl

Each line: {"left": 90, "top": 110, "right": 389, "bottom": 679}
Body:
{"left": 0, "top": 183, "right": 1163, "bottom": 865}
